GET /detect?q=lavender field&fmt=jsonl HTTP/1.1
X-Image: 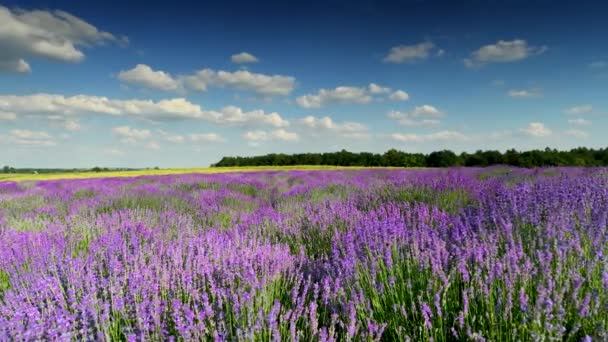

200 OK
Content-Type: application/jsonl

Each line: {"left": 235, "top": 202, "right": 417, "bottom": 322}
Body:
{"left": 0, "top": 168, "right": 607, "bottom": 341}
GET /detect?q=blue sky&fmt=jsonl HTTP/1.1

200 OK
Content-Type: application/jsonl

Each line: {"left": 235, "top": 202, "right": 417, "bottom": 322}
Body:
{"left": 0, "top": 0, "right": 607, "bottom": 168}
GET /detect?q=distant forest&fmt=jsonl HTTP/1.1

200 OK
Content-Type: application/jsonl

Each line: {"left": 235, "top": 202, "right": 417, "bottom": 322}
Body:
{"left": 213, "top": 147, "right": 608, "bottom": 168}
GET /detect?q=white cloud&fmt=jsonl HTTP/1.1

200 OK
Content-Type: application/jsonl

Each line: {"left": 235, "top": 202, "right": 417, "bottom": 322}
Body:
{"left": 368, "top": 83, "right": 391, "bottom": 94}
{"left": 296, "top": 86, "right": 373, "bottom": 108}
{"left": 182, "top": 69, "right": 295, "bottom": 96}
{"left": 565, "top": 105, "right": 593, "bottom": 115}
{"left": 507, "top": 89, "right": 541, "bottom": 98}
{"left": 112, "top": 126, "right": 151, "bottom": 144}
{"left": 243, "top": 129, "right": 299, "bottom": 142}
{"left": 388, "top": 105, "right": 443, "bottom": 126}
{"left": 296, "top": 83, "right": 409, "bottom": 107}
{"left": 117, "top": 64, "right": 295, "bottom": 96}
{"left": 47, "top": 115, "right": 81, "bottom": 131}
{"left": 118, "top": 64, "right": 181, "bottom": 91}
{"left": 389, "top": 90, "right": 410, "bottom": 101}
{"left": 158, "top": 130, "right": 185, "bottom": 143}
{"left": 565, "top": 129, "right": 589, "bottom": 138}
{"left": 8, "top": 129, "right": 56, "bottom": 146}
{"left": 520, "top": 122, "right": 551, "bottom": 137}
{"left": 189, "top": 133, "right": 224, "bottom": 143}
{"left": 391, "top": 131, "right": 469, "bottom": 143}
{"left": 383, "top": 42, "right": 436, "bottom": 63}
{"left": 464, "top": 40, "right": 547, "bottom": 68}
{"left": 62, "top": 119, "right": 81, "bottom": 131}
{"left": 0, "top": 93, "right": 289, "bottom": 127}
{"left": 568, "top": 118, "right": 591, "bottom": 126}
{"left": 231, "top": 52, "right": 259, "bottom": 64}
{"left": 298, "top": 115, "right": 368, "bottom": 138}
{"left": 0, "top": 111, "right": 17, "bottom": 121}
{"left": 0, "top": 5, "right": 125, "bottom": 73}
{"left": 112, "top": 126, "right": 165, "bottom": 149}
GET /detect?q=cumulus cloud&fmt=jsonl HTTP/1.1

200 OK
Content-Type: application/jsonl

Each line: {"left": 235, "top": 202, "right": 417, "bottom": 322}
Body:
{"left": 112, "top": 126, "right": 151, "bottom": 142}
{"left": 298, "top": 115, "right": 368, "bottom": 138}
{"left": 464, "top": 40, "right": 547, "bottom": 68}
{"left": 520, "top": 122, "right": 551, "bottom": 137}
{"left": 507, "top": 89, "right": 541, "bottom": 98}
{"left": 8, "top": 129, "right": 56, "bottom": 146}
{"left": 296, "top": 83, "right": 408, "bottom": 108}
{"left": 243, "top": 129, "right": 299, "bottom": 142}
{"left": 565, "top": 129, "right": 589, "bottom": 138}
{"left": 184, "top": 69, "right": 295, "bottom": 96}
{"left": 368, "top": 83, "right": 391, "bottom": 94}
{"left": 389, "top": 90, "right": 410, "bottom": 101}
{"left": 568, "top": 118, "right": 591, "bottom": 126}
{"left": 118, "top": 64, "right": 181, "bottom": 91}
{"left": 112, "top": 126, "right": 163, "bottom": 149}
{"left": 0, "top": 93, "right": 289, "bottom": 127}
{"left": 118, "top": 64, "right": 295, "bottom": 96}
{"left": 391, "top": 131, "right": 469, "bottom": 143}
{"left": 565, "top": 105, "right": 593, "bottom": 115}
{"left": 62, "top": 119, "right": 81, "bottom": 131}
{"left": 387, "top": 105, "right": 443, "bottom": 126}
{"left": 47, "top": 115, "right": 81, "bottom": 131}
{"left": 0, "top": 5, "right": 125, "bottom": 73}
{"left": 383, "top": 42, "right": 437, "bottom": 63}
{"left": 158, "top": 130, "right": 185, "bottom": 143}
{"left": 296, "top": 86, "right": 373, "bottom": 108}
{"left": 231, "top": 52, "right": 259, "bottom": 64}
{"left": 189, "top": 133, "right": 224, "bottom": 143}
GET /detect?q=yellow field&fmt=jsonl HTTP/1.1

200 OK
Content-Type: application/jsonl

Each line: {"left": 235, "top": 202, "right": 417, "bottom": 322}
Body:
{"left": 0, "top": 166, "right": 383, "bottom": 182}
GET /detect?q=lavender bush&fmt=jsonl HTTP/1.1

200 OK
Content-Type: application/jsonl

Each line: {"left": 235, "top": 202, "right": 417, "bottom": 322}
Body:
{"left": 0, "top": 167, "right": 606, "bottom": 341}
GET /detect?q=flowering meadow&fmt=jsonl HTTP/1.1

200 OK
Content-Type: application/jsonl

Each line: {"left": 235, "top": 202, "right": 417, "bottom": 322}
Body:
{"left": 0, "top": 168, "right": 607, "bottom": 341}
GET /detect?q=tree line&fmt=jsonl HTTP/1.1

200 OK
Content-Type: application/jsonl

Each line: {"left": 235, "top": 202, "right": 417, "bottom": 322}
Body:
{"left": 213, "top": 147, "right": 608, "bottom": 168}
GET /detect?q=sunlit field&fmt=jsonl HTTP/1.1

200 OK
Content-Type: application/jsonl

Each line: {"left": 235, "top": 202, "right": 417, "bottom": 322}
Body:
{"left": 1, "top": 167, "right": 607, "bottom": 341}
{"left": 0, "top": 166, "right": 379, "bottom": 182}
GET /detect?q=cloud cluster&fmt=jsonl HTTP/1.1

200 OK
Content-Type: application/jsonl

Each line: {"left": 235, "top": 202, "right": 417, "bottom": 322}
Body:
{"left": 520, "top": 122, "right": 551, "bottom": 137}
{"left": 391, "top": 131, "right": 469, "bottom": 143}
{"left": 113, "top": 126, "right": 224, "bottom": 150}
{"left": 47, "top": 115, "right": 81, "bottom": 131}
{"left": 6, "top": 129, "right": 56, "bottom": 146}
{"left": 118, "top": 64, "right": 180, "bottom": 91}
{"left": 464, "top": 40, "right": 546, "bottom": 68}
{"left": 507, "top": 89, "right": 541, "bottom": 98}
{"left": 298, "top": 116, "right": 368, "bottom": 138}
{"left": 387, "top": 105, "right": 443, "bottom": 126}
{"left": 296, "top": 83, "right": 408, "bottom": 108}
{"left": 231, "top": 52, "right": 259, "bottom": 64}
{"left": 0, "top": 5, "right": 125, "bottom": 73}
{"left": 243, "top": 129, "right": 299, "bottom": 142}
{"left": 564, "top": 129, "right": 589, "bottom": 138}
{"left": 565, "top": 105, "right": 593, "bottom": 115}
{"left": 568, "top": 118, "right": 591, "bottom": 126}
{"left": 118, "top": 64, "right": 295, "bottom": 96}
{"left": 0, "top": 93, "right": 289, "bottom": 127}
{"left": 189, "top": 133, "right": 225, "bottom": 143}
{"left": 383, "top": 42, "right": 437, "bottom": 63}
